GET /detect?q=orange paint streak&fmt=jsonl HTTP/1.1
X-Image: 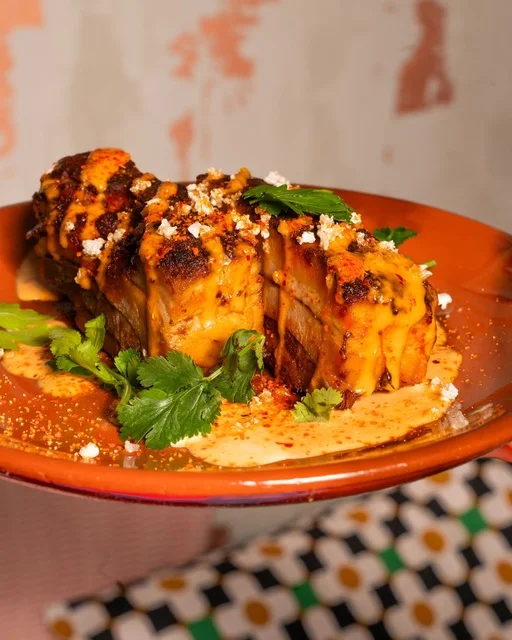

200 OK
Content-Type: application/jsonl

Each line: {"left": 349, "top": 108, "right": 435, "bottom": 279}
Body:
{"left": 168, "top": 0, "right": 279, "bottom": 170}
{"left": 0, "top": 1, "right": 42, "bottom": 158}
{"left": 170, "top": 112, "right": 194, "bottom": 180}
{"left": 396, "top": 0, "right": 454, "bottom": 114}
{"left": 169, "top": 32, "right": 198, "bottom": 79}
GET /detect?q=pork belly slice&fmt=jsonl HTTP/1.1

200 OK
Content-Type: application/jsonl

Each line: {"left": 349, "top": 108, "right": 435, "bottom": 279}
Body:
{"left": 30, "top": 148, "right": 437, "bottom": 397}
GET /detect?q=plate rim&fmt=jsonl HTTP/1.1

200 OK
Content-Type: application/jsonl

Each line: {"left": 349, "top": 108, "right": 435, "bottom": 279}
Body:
{"left": 0, "top": 195, "right": 511, "bottom": 505}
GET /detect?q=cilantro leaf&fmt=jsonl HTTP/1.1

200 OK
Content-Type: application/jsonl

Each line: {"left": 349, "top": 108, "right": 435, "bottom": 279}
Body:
{"left": 373, "top": 226, "right": 418, "bottom": 247}
{"left": 0, "top": 332, "right": 20, "bottom": 350}
{"left": 114, "top": 349, "right": 142, "bottom": 387}
{"left": 0, "top": 303, "right": 52, "bottom": 331}
{"left": 211, "top": 329, "right": 265, "bottom": 403}
{"left": 243, "top": 185, "right": 354, "bottom": 222}
{"left": 49, "top": 327, "right": 82, "bottom": 356}
{"left": 293, "top": 388, "right": 343, "bottom": 423}
{"left": 84, "top": 315, "right": 106, "bottom": 351}
{"left": 137, "top": 351, "right": 204, "bottom": 393}
{"left": 118, "top": 382, "right": 221, "bottom": 448}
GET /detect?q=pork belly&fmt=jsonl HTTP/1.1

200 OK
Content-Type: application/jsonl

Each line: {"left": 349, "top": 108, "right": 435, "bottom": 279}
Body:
{"left": 30, "top": 148, "right": 437, "bottom": 396}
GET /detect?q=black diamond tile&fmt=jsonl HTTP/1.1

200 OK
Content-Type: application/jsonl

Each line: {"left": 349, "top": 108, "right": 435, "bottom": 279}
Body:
{"left": 215, "top": 560, "right": 238, "bottom": 575}
{"left": 343, "top": 534, "right": 366, "bottom": 555}
{"left": 298, "top": 550, "right": 323, "bottom": 573}
{"left": 459, "top": 545, "right": 481, "bottom": 570}
{"left": 424, "top": 498, "right": 448, "bottom": 518}
{"left": 368, "top": 621, "right": 393, "bottom": 639}
{"left": 202, "top": 584, "right": 230, "bottom": 608}
{"left": 307, "top": 526, "right": 326, "bottom": 539}
{"left": 455, "top": 582, "right": 478, "bottom": 608}
{"left": 374, "top": 583, "right": 398, "bottom": 608}
{"left": 449, "top": 620, "right": 472, "bottom": 639}
{"left": 253, "top": 568, "right": 280, "bottom": 589}
{"left": 284, "top": 619, "right": 309, "bottom": 640}
{"left": 90, "top": 631, "right": 114, "bottom": 640}
{"left": 147, "top": 604, "right": 177, "bottom": 632}
{"left": 102, "top": 595, "right": 133, "bottom": 618}
{"left": 466, "top": 476, "right": 492, "bottom": 497}
{"left": 491, "top": 598, "right": 512, "bottom": 624}
{"left": 388, "top": 488, "right": 409, "bottom": 505}
{"left": 500, "top": 524, "right": 512, "bottom": 548}
{"left": 384, "top": 516, "right": 408, "bottom": 538}
{"left": 331, "top": 602, "right": 356, "bottom": 628}
{"left": 417, "top": 565, "right": 442, "bottom": 591}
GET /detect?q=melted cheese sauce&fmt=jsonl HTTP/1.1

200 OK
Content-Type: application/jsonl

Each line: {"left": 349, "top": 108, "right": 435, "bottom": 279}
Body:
{"left": 0, "top": 323, "right": 463, "bottom": 468}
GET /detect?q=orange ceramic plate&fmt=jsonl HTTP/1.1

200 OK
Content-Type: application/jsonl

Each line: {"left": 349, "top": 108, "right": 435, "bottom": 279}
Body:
{"left": 0, "top": 195, "right": 510, "bottom": 505}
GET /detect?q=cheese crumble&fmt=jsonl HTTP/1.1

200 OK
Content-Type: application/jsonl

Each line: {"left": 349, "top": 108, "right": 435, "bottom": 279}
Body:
{"left": 107, "top": 228, "right": 125, "bottom": 243}
{"left": 264, "top": 171, "right": 291, "bottom": 188}
{"left": 63, "top": 220, "right": 75, "bottom": 232}
{"left": 431, "top": 377, "right": 459, "bottom": 402}
{"left": 79, "top": 442, "right": 100, "bottom": 459}
{"left": 82, "top": 238, "right": 105, "bottom": 257}
{"left": 420, "top": 264, "right": 433, "bottom": 280}
{"left": 297, "top": 231, "right": 316, "bottom": 245}
{"left": 378, "top": 240, "right": 398, "bottom": 252}
{"left": 350, "top": 212, "right": 362, "bottom": 225}
{"left": 188, "top": 222, "right": 211, "bottom": 238}
{"left": 157, "top": 218, "right": 178, "bottom": 239}
{"left": 438, "top": 292, "right": 453, "bottom": 310}
{"left": 130, "top": 178, "right": 152, "bottom": 194}
{"left": 124, "top": 441, "right": 140, "bottom": 453}
{"left": 317, "top": 214, "right": 345, "bottom": 251}
{"left": 207, "top": 167, "right": 224, "bottom": 179}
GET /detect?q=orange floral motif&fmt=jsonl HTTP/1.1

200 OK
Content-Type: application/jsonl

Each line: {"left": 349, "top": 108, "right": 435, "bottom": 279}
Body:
{"left": 168, "top": 0, "right": 279, "bottom": 178}
{"left": 0, "top": 0, "right": 42, "bottom": 158}
{"left": 396, "top": 0, "right": 454, "bottom": 114}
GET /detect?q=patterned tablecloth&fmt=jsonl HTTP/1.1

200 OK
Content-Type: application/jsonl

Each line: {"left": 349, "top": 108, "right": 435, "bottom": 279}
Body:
{"left": 44, "top": 459, "right": 512, "bottom": 640}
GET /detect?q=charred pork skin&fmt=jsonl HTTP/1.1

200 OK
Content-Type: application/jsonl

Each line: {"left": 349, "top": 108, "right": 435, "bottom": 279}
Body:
{"left": 30, "top": 148, "right": 437, "bottom": 397}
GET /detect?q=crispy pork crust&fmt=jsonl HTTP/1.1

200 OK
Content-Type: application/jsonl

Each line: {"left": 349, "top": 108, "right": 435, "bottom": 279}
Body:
{"left": 30, "top": 148, "right": 437, "bottom": 396}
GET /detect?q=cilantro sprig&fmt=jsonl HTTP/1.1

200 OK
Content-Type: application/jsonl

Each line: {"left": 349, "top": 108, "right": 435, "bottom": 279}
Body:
{"left": 373, "top": 226, "right": 418, "bottom": 247}
{"left": 0, "top": 303, "right": 54, "bottom": 350}
{"left": 243, "top": 184, "right": 354, "bottom": 222}
{"left": 293, "top": 388, "right": 343, "bottom": 423}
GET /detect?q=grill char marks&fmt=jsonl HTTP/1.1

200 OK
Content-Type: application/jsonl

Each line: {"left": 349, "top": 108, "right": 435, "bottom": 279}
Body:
{"left": 30, "top": 148, "right": 437, "bottom": 396}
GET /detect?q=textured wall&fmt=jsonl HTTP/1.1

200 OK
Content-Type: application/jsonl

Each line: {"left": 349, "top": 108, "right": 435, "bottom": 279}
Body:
{"left": 0, "top": 0, "right": 510, "bottom": 232}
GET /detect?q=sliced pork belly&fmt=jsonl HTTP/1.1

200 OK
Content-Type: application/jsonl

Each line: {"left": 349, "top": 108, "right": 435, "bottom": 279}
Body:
{"left": 30, "top": 148, "right": 437, "bottom": 397}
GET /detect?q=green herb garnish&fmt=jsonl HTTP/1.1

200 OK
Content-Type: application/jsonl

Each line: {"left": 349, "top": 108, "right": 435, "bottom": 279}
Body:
{"left": 0, "top": 303, "right": 53, "bottom": 350}
{"left": 373, "top": 226, "right": 418, "bottom": 247}
{"left": 420, "top": 259, "right": 438, "bottom": 269}
{"left": 243, "top": 184, "right": 354, "bottom": 221}
{"left": 293, "top": 388, "right": 343, "bottom": 423}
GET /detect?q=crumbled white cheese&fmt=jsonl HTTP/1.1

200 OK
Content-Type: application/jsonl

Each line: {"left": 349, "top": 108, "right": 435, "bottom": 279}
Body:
{"left": 124, "top": 441, "right": 140, "bottom": 453}
{"left": 82, "top": 238, "right": 105, "bottom": 257}
{"left": 356, "top": 231, "right": 367, "bottom": 245}
{"left": 264, "top": 171, "right": 291, "bottom": 188}
{"left": 187, "top": 222, "right": 211, "bottom": 238}
{"left": 441, "top": 383, "right": 459, "bottom": 402}
{"left": 350, "top": 211, "right": 362, "bottom": 225}
{"left": 437, "top": 292, "right": 453, "bottom": 310}
{"left": 130, "top": 178, "right": 152, "bottom": 194}
{"left": 63, "top": 220, "right": 75, "bottom": 232}
{"left": 259, "top": 212, "right": 271, "bottom": 240}
{"left": 317, "top": 214, "right": 345, "bottom": 251}
{"left": 431, "top": 377, "right": 459, "bottom": 403}
{"left": 146, "top": 197, "right": 162, "bottom": 206}
{"left": 378, "top": 240, "right": 398, "bottom": 252}
{"left": 297, "top": 231, "right": 316, "bottom": 245}
{"left": 420, "top": 264, "right": 433, "bottom": 280}
{"left": 207, "top": 167, "right": 224, "bottom": 179}
{"left": 186, "top": 183, "right": 200, "bottom": 202}
{"left": 195, "top": 196, "right": 214, "bottom": 216}
{"left": 107, "top": 228, "right": 125, "bottom": 243}
{"left": 209, "top": 188, "right": 224, "bottom": 208}
{"left": 235, "top": 215, "right": 252, "bottom": 230}
{"left": 79, "top": 442, "right": 100, "bottom": 459}
{"left": 157, "top": 218, "right": 178, "bottom": 239}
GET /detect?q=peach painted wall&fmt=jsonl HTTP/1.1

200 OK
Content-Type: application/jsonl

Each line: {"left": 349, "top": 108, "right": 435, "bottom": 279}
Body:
{"left": 0, "top": 0, "right": 510, "bottom": 232}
